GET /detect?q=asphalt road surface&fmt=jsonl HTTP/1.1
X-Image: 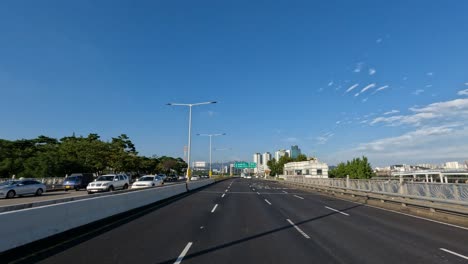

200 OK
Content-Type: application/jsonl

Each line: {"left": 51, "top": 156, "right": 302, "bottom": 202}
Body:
{"left": 7, "top": 178, "right": 468, "bottom": 264}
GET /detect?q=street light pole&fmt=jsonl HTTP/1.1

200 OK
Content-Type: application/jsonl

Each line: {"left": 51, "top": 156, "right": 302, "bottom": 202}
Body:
{"left": 197, "top": 133, "right": 226, "bottom": 178}
{"left": 167, "top": 101, "right": 217, "bottom": 181}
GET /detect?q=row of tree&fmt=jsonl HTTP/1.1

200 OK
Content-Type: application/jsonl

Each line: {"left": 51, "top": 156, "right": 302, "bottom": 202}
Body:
{"left": 329, "top": 156, "right": 375, "bottom": 179}
{"left": 0, "top": 134, "right": 187, "bottom": 178}
{"left": 267, "top": 154, "right": 308, "bottom": 176}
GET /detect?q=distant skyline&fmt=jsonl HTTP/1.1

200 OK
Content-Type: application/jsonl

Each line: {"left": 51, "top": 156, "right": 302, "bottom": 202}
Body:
{"left": 1, "top": 1, "right": 468, "bottom": 167}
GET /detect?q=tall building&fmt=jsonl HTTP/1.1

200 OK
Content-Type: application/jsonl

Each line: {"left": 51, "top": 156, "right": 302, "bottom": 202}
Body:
{"left": 253, "top": 153, "right": 262, "bottom": 166}
{"left": 275, "top": 149, "right": 288, "bottom": 161}
{"left": 290, "top": 145, "right": 301, "bottom": 159}
{"left": 285, "top": 150, "right": 291, "bottom": 158}
{"left": 262, "top": 152, "right": 272, "bottom": 165}
{"left": 444, "top": 161, "right": 461, "bottom": 170}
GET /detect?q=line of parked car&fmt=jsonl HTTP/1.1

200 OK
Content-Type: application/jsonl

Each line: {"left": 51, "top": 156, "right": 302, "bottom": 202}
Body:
{"left": 0, "top": 173, "right": 195, "bottom": 199}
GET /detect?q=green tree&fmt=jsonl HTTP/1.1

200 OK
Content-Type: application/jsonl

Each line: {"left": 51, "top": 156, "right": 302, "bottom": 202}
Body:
{"left": 295, "top": 154, "right": 308, "bottom": 162}
{"left": 329, "top": 156, "right": 375, "bottom": 179}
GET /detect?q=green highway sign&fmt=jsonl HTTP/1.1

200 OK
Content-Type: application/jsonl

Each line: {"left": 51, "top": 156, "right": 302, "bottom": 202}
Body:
{"left": 234, "top": 162, "right": 257, "bottom": 169}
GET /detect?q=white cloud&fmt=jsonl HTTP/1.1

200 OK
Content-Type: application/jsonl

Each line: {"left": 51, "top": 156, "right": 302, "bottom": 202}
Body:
{"left": 328, "top": 81, "right": 334, "bottom": 86}
{"left": 354, "top": 62, "right": 364, "bottom": 73}
{"left": 357, "top": 125, "right": 457, "bottom": 152}
{"left": 465, "top": 82, "right": 468, "bottom": 86}
{"left": 426, "top": 84, "right": 433, "bottom": 88}
{"left": 373, "top": 85, "right": 389, "bottom": 94}
{"left": 360, "top": 120, "right": 368, "bottom": 124}
{"left": 359, "top": 83, "right": 376, "bottom": 94}
{"left": 376, "top": 38, "right": 383, "bottom": 43}
{"left": 457, "top": 89, "right": 468, "bottom": 96}
{"left": 383, "top": 110, "right": 400, "bottom": 115}
{"left": 316, "top": 132, "right": 334, "bottom": 145}
{"left": 371, "top": 98, "right": 468, "bottom": 127}
{"left": 346, "top": 83, "right": 359, "bottom": 93}
{"left": 284, "top": 137, "right": 298, "bottom": 143}
{"left": 412, "top": 89, "right": 424, "bottom": 95}
{"left": 336, "top": 121, "right": 341, "bottom": 125}
{"left": 369, "top": 68, "right": 376, "bottom": 75}
{"left": 329, "top": 124, "right": 468, "bottom": 165}
{"left": 362, "top": 98, "right": 368, "bottom": 103}
{"left": 354, "top": 93, "right": 360, "bottom": 97}
{"left": 427, "top": 72, "right": 434, "bottom": 76}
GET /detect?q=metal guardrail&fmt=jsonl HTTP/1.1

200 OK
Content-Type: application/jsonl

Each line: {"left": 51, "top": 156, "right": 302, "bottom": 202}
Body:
{"left": 284, "top": 176, "right": 468, "bottom": 203}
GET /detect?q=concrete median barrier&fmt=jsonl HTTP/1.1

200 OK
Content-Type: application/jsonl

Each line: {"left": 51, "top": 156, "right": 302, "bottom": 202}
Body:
{"left": 0, "top": 183, "right": 187, "bottom": 253}
{"left": 187, "top": 179, "right": 214, "bottom": 190}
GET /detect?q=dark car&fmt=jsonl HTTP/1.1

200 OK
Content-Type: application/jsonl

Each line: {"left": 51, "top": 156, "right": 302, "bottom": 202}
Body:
{"left": 166, "top": 174, "right": 178, "bottom": 182}
{"left": 63, "top": 173, "right": 94, "bottom": 191}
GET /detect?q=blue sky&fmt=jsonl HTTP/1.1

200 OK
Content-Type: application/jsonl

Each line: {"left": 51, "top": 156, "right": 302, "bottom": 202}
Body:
{"left": 1, "top": 1, "right": 468, "bottom": 166}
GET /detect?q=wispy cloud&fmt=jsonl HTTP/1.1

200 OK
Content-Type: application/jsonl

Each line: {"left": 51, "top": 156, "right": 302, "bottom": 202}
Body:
{"left": 372, "top": 85, "right": 389, "bottom": 94}
{"left": 426, "top": 72, "right": 434, "bottom": 76}
{"left": 328, "top": 81, "right": 334, "bottom": 86}
{"left": 316, "top": 132, "right": 334, "bottom": 145}
{"left": 359, "top": 83, "right": 376, "bottom": 94}
{"left": 376, "top": 38, "right": 383, "bottom": 44}
{"left": 354, "top": 93, "right": 360, "bottom": 97}
{"left": 425, "top": 84, "right": 433, "bottom": 88}
{"left": 370, "top": 98, "right": 468, "bottom": 127}
{"left": 346, "top": 83, "right": 359, "bottom": 93}
{"left": 360, "top": 120, "right": 368, "bottom": 124}
{"left": 412, "top": 89, "right": 424, "bottom": 95}
{"left": 354, "top": 62, "right": 364, "bottom": 73}
{"left": 369, "top": 68, "right": 376, "bottom": 75}
{"left": 358, "top": 125, "right": 458, "bottom": 152}
{"left": 362, "top": 98, "right": 368, "bottom": 103}
{"left": 335, "top": 121, "right": 341, "bottom": 125}
{"left": 284, "top": 137, "right": 298, "bottom": 143}
{"left": 317, "top": 87, "right": 324, "bottom": 92}
{"left": 465, "top": 82, "right": 468, "bottom": 86}
{"left": 458, "top": 89, "right": 468, "bottom": 96}
{"left": 383, "top": 110, "right": 400, "bottom": 115}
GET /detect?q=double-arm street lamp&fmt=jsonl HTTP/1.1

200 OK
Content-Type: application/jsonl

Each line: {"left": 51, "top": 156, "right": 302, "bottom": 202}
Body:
{"left": 167, "top": 101, "right": 217, "bottom": 180}
{"left": 197, "top": 133, "right": 226, "bottom": 177}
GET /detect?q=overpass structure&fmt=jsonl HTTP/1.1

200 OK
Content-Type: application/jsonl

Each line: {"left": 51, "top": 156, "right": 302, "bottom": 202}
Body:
{"left": 391, "top": 170, "right": 468, "bottom": 183}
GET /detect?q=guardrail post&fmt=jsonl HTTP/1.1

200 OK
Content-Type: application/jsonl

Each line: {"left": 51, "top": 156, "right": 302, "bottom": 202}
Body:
{"left": 399, "top": 175, "right": 406, "bottom": 195}
{"left": 346, "top": 175, "right": 350, "bottom": 189}
{"left": 453, "top": 184, "right": 461, "bottom": 201}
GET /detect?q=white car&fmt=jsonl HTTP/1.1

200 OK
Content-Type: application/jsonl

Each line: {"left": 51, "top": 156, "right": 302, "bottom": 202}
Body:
{"left": 131, "top": 175, "right": 164, "bottom": 189}
{"left": 190, "top": 176, "right": 199, "bottom": 181}
{"left": 0, "top": 180, "right": 47, "bottom": 199}
{"left": 87, "top": 174, "right": 129, "bottom": 194}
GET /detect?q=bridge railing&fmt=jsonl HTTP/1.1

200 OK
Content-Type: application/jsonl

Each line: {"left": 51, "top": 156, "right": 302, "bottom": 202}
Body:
{"left": 284, "top": 176, "right": 468, "bottom": 202}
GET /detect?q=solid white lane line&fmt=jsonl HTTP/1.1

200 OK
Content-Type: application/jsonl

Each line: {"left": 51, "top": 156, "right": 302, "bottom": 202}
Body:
{"left": 286, "top": 219, "right": 310, "bottom": 239}
{"left": 294, "top": 195, "right": 304, "bottom": 200}
{"left": 283, "top": 191, "right": 288, "bottom": 194}
{"left": 257, "top": 192, "right": 260, "bottom": 195}
{"left": 174, "top": 242, "right": 193, "bottom": 264}
{"left": 440, "top": 248, "right": 468, "bottom": 260}
{"left": 211, "top": 204, "right": 218, "bottom": 213}
{"left": 320, "top": 193, "right": 468, "bottom": 231}
{"left": 264, "top": 199, "right": 272, "bottom": 205}
{"left": 221, "top": 193, "right": 225, "bottom": 198}
{"left": 325, "top": 206, "right": 350, "bottom": 216}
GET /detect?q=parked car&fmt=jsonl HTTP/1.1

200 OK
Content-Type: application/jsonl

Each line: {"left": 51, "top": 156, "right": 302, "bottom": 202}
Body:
{"left": 157, "top": 174, "right": 167, "bottom": 181}
{"left": 0, "top": 180, "right": 47, "bottom": 199}
{"left": 178, "top": 175, "right": 186, "bottom": 181}
{"left": 166, "top": 174, "right": 178, "bottom": 182}
{"left": 190, "top": 176, "right": 199, "bottom": 181}
{"left": 131, "top": 175, "right": 164, "bottom": 189}
{"left": 86, "top": 174, "right": 129, "bottom": 194}
{"left": 63, "top": 173, "right": 94, "bottom": 191}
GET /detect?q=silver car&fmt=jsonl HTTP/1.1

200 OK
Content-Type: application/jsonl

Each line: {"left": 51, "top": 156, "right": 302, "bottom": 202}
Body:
{"left": 0, "top": 180, "right": 47, "bottom": 199}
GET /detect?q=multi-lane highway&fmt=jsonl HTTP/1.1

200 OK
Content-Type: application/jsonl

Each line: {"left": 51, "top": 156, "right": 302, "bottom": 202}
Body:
{"left": 6, "top": 178, "right": 468, "bottom": 264}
